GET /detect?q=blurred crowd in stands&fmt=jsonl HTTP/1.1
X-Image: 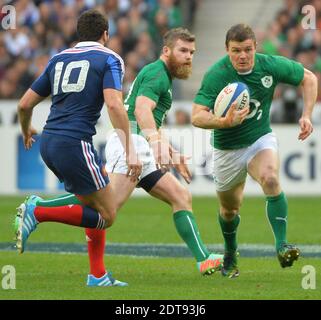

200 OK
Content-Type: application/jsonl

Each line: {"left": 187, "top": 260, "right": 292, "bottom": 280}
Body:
{"left": 0, "top": 0, "right": 199, "bottom": 102}
{"left": 0, "top": 0, "right": 320, "bottom": 125}
{"left": 257, "top": 0, "right": 321, "bottom": 123}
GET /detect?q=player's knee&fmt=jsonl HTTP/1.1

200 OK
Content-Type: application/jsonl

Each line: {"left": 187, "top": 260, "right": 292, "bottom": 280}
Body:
{"left": 220, "top": 208, "right": 238, "bottom": 221}
{"left": 100, "top": 208, "right": 117, "bottom": 228}
{"left": 260, "top": 173, "right": 279, "bottom": 192}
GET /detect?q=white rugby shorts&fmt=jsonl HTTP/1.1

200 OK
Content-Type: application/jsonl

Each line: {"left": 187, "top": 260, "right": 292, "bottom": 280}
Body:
{"left": 105, "top": 132, "right": 157, "bottom": 179}
{"left": 212, "top": 132, "right": 278, "bottom": 192}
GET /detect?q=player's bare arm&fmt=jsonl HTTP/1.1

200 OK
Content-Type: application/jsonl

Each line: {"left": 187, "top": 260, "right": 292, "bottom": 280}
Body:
{"left": 134, "top": 95, "right": 159, "bottom": 138}
{"left": 18, "top": 88, "right": 46, "bottom": 150}
{"left": 298, "top": 68, "right": 318, "bottom": 141}
{"left": 104, "top": 88, "right": 142, "bottom": 181}
{"left": 191, "top": 101, "right": 249, "bottom": 129}
{"left": 135, "top": 95, "right": 172, "bottom": 170}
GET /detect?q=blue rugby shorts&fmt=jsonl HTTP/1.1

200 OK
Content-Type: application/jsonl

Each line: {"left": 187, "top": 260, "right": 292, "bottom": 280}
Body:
{"left": 40, "top": 132, "right": 109, "bottom": 195}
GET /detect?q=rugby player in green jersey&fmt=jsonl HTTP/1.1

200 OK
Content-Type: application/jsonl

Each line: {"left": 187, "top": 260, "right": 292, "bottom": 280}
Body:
{"left": 105, "top": 27, "right": 224, "bottom": 276}
{"left": 192, "top": 23, "right": 318, "bottom": 278}
{"left": 30, "top": 28, "right": 230, "bottom": 283}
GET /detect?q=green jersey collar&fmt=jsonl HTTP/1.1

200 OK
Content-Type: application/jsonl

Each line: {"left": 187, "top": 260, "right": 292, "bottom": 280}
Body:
{"left": 159, "top": 59, "right": 173, "bottom": 80}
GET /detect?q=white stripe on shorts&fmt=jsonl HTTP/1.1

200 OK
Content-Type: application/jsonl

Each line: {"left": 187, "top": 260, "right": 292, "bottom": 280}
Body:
{"left": 84, "top": 141, "right": 106, "bottom": 189}
{"left": 81, "top": 141, "right": 103, "bottom": 190}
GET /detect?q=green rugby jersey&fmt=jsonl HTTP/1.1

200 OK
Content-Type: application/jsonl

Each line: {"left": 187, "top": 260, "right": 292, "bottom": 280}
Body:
{"left": 194, "top": 53, "right": 304, "bottom": 149}
{"left": 125, "top": 59, "right": 172, "bottom": 134}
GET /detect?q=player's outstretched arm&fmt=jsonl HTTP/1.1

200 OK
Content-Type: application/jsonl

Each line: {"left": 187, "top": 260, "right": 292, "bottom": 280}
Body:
{"left": 18, "top": 88, "right": 45, "bottom": 149}
{"left": 104, "top": 88, "right": 142, "bottom": 181}
{"left": 191, "top": 102, "right": 248, "bottom": 129}
{"left": 192, "top": 103, "right": 224, "bottom": 129}
{"left": 298, "top": 68, "right": 318, "bottom": 141}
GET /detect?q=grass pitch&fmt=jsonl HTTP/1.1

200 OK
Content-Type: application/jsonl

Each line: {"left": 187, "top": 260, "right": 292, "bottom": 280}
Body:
{"left": 0, "top": 195, "right": 320, "bottom": 300}
{"left": 1, "top": 252, "right": 320, "bottom": 300}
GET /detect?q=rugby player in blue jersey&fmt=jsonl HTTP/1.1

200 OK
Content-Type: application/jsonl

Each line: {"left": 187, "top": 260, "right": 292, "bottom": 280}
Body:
{"left": 15, "top": 9, "right": 142, "bottom": 287}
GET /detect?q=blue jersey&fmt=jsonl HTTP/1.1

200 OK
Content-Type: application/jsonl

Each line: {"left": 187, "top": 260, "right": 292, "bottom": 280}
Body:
{"left": 31, "top": 41, "right": 124, "bottom": 141}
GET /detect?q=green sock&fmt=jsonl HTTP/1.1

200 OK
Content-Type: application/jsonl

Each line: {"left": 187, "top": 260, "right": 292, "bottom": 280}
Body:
{"left": 173, "top": 210, "right": 210, "bottom": 262}
{"left": 266, "top": 192, "right": 287, "bottom": 251}
{"left": 218, "top": 213, "right": 240, "bottom": 254}
{"left": 36, "top": 194, "right": 82, "bottom": 207}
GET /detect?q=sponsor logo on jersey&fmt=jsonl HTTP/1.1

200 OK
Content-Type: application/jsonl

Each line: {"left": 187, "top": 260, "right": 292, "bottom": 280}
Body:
{"left": 261, "top": 75, "right": 273, "bottom": 88}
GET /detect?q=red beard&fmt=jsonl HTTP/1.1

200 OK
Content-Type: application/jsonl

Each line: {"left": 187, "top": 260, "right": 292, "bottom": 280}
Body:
{"left": 167, "top": 54, "right": 192, "bottom": 79}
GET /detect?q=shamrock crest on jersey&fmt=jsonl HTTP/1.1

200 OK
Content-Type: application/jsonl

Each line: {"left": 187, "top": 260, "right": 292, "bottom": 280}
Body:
{"left": 261, "top": 75, "right": 273, "bottom": 88}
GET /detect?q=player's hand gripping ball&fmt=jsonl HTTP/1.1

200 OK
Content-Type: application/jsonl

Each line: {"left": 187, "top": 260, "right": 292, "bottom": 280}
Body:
{"left": 214, "top": 82, "right": 250, "bottom": 117}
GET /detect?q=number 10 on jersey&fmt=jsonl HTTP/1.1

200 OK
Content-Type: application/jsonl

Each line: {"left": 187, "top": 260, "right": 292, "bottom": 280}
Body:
{"left": 53, "top": 60, "right": 90, "bottom": 95}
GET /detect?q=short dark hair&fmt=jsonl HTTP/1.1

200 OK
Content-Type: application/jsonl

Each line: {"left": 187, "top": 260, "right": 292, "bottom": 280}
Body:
{"left": 225, "top": 24, "right": 256, "bottom": 48}
{"left": 77, "top": 9, "right": 109, "bottom": 42}
{"left": 163, "top": 27, "right": 195, "bottom": 49}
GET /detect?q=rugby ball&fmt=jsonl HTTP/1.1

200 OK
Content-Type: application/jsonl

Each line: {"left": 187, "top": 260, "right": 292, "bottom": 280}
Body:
{"left": 214, "top": 82, "right": 250, "bottom": 117}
